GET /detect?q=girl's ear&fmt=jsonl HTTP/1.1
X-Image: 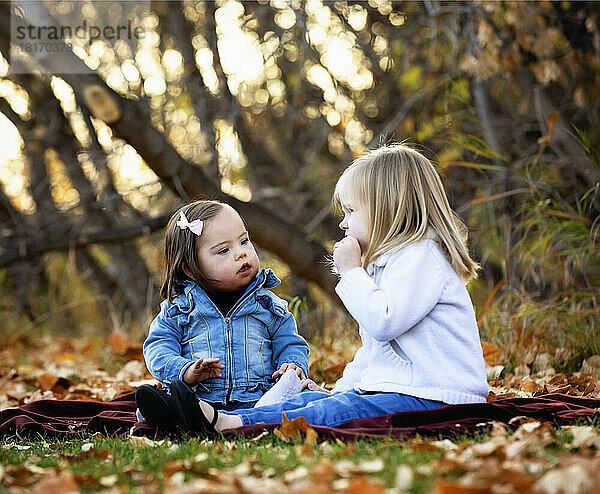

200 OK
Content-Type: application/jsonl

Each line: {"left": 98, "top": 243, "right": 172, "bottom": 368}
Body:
{"left": 182, "top": 263, "right": 193, "bottom": 279}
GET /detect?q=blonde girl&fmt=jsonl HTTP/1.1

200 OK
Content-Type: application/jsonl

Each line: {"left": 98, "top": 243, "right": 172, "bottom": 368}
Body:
{"left": 146, "top": 145, "right": 488, "bottom": 433}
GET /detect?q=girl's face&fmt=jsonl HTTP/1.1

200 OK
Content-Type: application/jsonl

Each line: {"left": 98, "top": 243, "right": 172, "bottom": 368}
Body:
{"left": 338, "top": 202, "right": 369, "bottom": 252}
{"left": 196, "top": 205, "right": 260, "bottom": 292}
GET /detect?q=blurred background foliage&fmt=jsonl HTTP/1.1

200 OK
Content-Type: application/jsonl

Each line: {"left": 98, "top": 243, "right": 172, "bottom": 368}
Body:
{"left": 0, "top": 0, "right": 598, "bottom": 368}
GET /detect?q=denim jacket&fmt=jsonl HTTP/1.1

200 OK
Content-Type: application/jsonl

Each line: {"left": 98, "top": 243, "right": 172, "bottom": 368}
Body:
{"left": 143, "top": 269, "right": 310, "bottom": 405}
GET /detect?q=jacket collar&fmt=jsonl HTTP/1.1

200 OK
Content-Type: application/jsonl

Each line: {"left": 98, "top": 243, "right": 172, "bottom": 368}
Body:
{"left": 177, "top": 268, "right": 280, "bottom": 309}
{"left": 245, "top": 267, "right": 281, "bottom": 291}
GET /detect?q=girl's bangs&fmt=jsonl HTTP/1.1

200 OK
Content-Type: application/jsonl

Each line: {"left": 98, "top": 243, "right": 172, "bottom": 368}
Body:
{"left": 333, "top": 165, "right": 363, "bottom": 211}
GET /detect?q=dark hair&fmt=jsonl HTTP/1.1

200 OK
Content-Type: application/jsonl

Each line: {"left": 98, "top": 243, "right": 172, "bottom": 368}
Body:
{"left": 160, "top": 200, "right": 224, "bottom": 300}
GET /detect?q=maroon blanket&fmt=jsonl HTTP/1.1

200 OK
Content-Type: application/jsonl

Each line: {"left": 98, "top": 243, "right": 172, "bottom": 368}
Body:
{"left": 2, "top": 393, "right": 599, "bottom": 441}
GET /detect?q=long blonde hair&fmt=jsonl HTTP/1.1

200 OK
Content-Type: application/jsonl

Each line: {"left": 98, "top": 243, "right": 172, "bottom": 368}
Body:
{"left": 333, "top": 144, "right": 479, "bottom": 282}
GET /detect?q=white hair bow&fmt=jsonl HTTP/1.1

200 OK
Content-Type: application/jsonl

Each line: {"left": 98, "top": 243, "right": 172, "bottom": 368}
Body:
{"left": 176, "top": 210, "right": 203, "bottom": 236}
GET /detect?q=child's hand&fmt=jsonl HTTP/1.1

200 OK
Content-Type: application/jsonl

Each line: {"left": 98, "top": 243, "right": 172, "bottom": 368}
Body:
{"left": 333, "top": 235, "right": 362, "bottom": 277}
{"left": 272, "top": 363, "right": 304, "bottom": 379}
{"left": 182, "top": 358, "right": 225, "bottom": 385}
{"left": 300, "top": 378, "right": 330, "bottom": 394}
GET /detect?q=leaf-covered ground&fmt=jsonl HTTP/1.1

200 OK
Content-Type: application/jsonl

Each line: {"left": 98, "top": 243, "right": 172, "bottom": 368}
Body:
{"left": 2, "top": 332, "right": 600, "bottom": 493}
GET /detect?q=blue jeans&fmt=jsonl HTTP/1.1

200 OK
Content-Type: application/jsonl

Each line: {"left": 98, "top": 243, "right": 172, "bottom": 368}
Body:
{"left": 222, "top": 389, "right": 445, "bottom": 427}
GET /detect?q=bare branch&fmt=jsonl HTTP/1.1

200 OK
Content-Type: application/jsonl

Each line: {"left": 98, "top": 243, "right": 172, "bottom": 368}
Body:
{"left": 0, "top": 213, "right": 171, "bottom": 267}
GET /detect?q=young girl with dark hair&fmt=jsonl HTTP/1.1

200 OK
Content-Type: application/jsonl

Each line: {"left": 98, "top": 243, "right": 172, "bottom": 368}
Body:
{"left": 136, "top": 201, "right": 309, "bottom": 426}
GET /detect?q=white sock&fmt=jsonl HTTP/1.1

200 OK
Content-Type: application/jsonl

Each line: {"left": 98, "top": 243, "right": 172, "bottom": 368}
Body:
{"left": 198, "top": 401, "right": 242, "bottom": 432}
{"left": 254, "top": 368, "right": 302, "bottom": 408}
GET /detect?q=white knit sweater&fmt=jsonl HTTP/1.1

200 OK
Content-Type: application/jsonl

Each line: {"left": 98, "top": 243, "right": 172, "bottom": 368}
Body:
{"left": 333, "top": 239, "right": 488, "bottom": 404}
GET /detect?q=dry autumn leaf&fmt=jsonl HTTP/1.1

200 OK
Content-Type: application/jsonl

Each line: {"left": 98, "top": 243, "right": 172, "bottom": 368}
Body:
{"left": 309, "top": 459, "right": 336, "bottom": 484}
{"left": 53, "top": 353, "right": 77, "bottom": 365}
{"left": 435, "top": 478, "right": 491, "bottom": 494}
{"left": 2, "top": 464, "right": 45, "bottom": 488}
{"left": 533, "top": 457, "right": 600, "bottom": 493}
{"left": 274, "top": 412, "right": 318, "bottom": 446}
{"left": 521, "top": 380, "right": 543, "bottom": 394}
{"left": 163, "top": 460, "right": 194, "bottom": 478}
{"left": 36, "top": 374, "right": 71, "bottom": 393}
{"left": 395, "top": 465, "right": 414, "bottom": 490}
{"left": 129, "top": 436, "right": 165, "bottom": 448}
{"left": 564, "top": 426, "right": 600, "bottom": 450}
{"left": 481, "top": 342, "right": 502, "bottom": 366}
{"left": 108, "top": 329, "right": 143, "bottom": 360}
{"left": 335, "top": 458, "right": 384, "bottom": 477}
{"left": 343, "top": 476, "right": 385, "bottom": 494}
{"left": 29, "top": 470, "right": 80, "bottom": 494}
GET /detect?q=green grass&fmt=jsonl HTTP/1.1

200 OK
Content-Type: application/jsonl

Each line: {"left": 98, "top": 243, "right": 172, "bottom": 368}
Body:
{"left": 0, "top": 433, "right": 443, "bottom": 493}
{"left": 3, "top": 419, "right": 600, "bottom": 492}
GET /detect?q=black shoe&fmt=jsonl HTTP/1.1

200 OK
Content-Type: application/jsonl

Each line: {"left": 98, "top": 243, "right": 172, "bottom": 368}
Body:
{"left": 170, "top": 379, "right": 219, "bottom": 434}
{"left": 135, "top": 385, "right": 178, "bottom": 428}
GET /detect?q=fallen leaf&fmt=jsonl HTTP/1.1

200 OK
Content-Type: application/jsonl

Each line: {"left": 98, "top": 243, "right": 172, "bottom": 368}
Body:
{"left": 514, "top": 364, "right": 530, "bottom": 376}
{"left": 395, "top": 464, "right": 414, "bottom": 490}
{"left": 411, "top": 439, "right": 445, "bottom": 453}
{"left": 108, "top": 329, "right": 130, "bottom": 354}
{"left": 37, "top": 374, "right": 71, "bottom": 392}
{"left": 194, "top": 452, "right": 209, "bottom": 463}
{"left": 334, "top": 458, "right": 384, "bottom": 477}
{"left": 81, "top": 443, "right": 94, "bottom": 452}
{"left": 533, "top": 457, "right": 600, "bottom": 494}
{"left": 53, "top": 353, "right": 77, "bottom": 365}
{"left": 547, "top": 374, "right": 567, "bottom": 385}
{"left": 24, "top": 389, "right": 55, "bottom": 404}
{"left": 164, "top": 460, "right": 193, "bottom": 478}
{"left": 3, "top": 464, "right": 45, "bottom": 487}
{"left": 521, "top": 380, "right": 542, "bottom": 393}
{"left": 274, "top": 412, "right": 318, "bottom": 446}
{"left": 485, "top": 364, "right": 504, "bottom": 380}
{"left": 470, "top": 436, "right": 506, "bottom": 458}
{"left": 435, "top": 478, "right": 491, "bottom": 494}
{"left": 310, "top": 459, "right": 336, "bottom": 484}
{"left": 115, "top": 360, "right": 147, "bottom": 382}
{"left": 564, "top": 426, "right": 600, "bottom": 449}
{"left": 30, "top": 470, "right": 80, "bottom": 494}
{"left": 284, "top": 466, "right": 309, "bottom": 483}
{"left": 129, "top": 436, "right": 165, "bottom": 448}
{"left": 108, "top": 329, "right": 143, "bottom": 360}
{"left": 481, "top": 342, "right": 502, "bottom": 366}
{"left": 99, "top": 474, "right": 117, "bottom": 487}
{"left": 343, "top": 476, "right": 385, "bottom": 493}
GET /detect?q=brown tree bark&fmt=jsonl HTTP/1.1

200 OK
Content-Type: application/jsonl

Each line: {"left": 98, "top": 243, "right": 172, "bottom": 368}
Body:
{"left": 0, "top": 3, "right": 338, "bottom": 299}
{"left": 1, "top": 73, "right": 155, "bottom": 317}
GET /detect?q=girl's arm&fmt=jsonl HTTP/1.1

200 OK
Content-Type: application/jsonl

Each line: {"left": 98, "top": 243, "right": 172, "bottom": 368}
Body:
{"left": 143, "top": 304, "right": 195, "bottom": 384}
{"left": 270, "top": 311, "right": 310, "bottom": 379}
{"left": 335, "top": 242, "right": 446, "bottom": 342}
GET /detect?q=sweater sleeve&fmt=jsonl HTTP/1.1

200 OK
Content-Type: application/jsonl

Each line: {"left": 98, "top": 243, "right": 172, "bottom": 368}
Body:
{"left": 335, "top": 243, "right": 446, "bottom": 342}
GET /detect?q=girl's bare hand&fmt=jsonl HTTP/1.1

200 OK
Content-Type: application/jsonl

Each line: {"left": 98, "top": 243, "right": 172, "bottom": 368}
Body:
{"left": 333, "top": 235, "right": 362, "bottom": 277}
{"left": 300, "top": 378, "right": 330, "bottom": 394}
{"left": 183, "top": 358, "right": 225, "bottom": 385}
{"left": 272, "top": 362, "right": 304, "bottom": 379}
